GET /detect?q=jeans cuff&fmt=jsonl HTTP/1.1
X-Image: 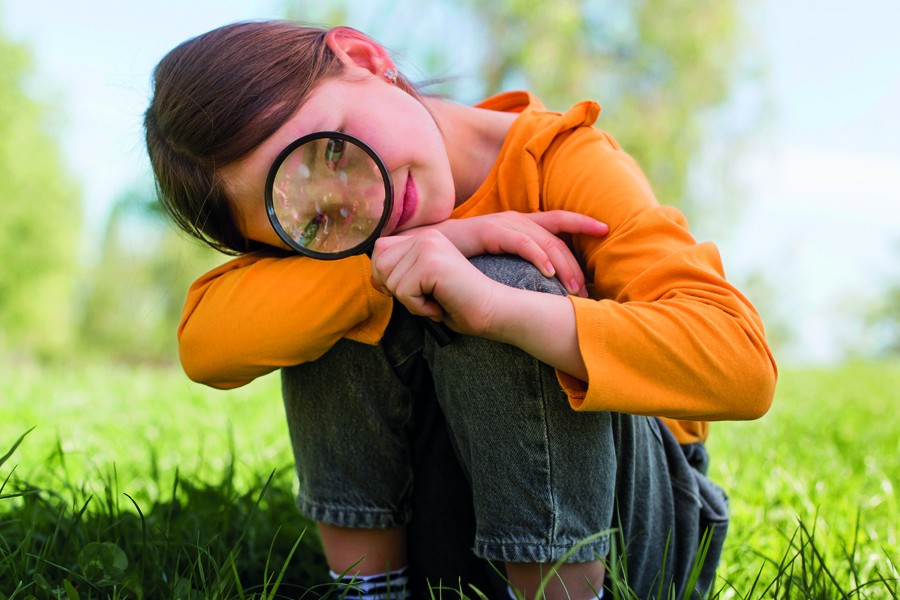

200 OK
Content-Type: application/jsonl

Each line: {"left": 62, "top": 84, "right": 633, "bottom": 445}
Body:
{"left": 474, "top": 535, "right": 610, "bottom": 564}
{"left": 296, "top": 494, "right": 412, "bottom": 529}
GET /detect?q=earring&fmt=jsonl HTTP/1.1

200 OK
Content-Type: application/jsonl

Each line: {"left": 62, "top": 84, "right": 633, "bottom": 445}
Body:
{"left": 384, "top": 68, "right": 399, "bottom": 85}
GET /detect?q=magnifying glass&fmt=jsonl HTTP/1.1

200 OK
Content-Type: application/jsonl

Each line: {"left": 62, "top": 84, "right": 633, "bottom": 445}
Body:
{"left": 265, "top": 131, "right": 453, "bottom": 345}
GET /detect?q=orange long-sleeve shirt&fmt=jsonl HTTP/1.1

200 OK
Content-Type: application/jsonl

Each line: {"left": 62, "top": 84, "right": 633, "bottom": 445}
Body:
{"left": 179, "top": 92, "right": 777, "bottom": 444}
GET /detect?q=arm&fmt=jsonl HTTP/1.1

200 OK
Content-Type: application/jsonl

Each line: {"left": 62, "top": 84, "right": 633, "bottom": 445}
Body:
{"left": 178, "top": 214, "right": 602, "bottom": 389}
{"left": 418, "top": 210, "right": 608, "bottom": 298}
{"left": 544, "top": 129, "right": 777, "bottom": 420}
{"left": 371, "top": 231, "right": 587, "bottom": 379}
{"left": 178, "top": 251, "right": 391, "bottom": 388}
{"left": 371, "top": 128, "right": 776, "bottom": 422}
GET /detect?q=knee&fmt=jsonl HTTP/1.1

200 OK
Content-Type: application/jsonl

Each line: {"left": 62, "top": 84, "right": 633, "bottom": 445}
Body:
{"left": 468, "top": 255, "right": 568, "bottom": 296}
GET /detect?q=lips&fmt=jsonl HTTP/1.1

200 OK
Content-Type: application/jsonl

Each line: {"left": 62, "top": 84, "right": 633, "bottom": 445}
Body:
{"left": 396, "top": 175, "right": 418, "bottom": 229}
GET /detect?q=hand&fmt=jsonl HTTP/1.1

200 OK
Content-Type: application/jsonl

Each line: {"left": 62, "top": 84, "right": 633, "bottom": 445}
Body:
{"left": 371, "top": 229, "right": 589, "bottom": 379}
{"left": 400, "top": 211, "right": 607, "bottom": 297}
{"left": 370, "top": 230, "right": 505, "bottom": 336}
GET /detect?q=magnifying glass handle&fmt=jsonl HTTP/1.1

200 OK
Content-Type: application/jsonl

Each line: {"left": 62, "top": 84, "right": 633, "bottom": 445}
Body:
{"left": 424, "top": 319, "right": 454, "bottom": 347}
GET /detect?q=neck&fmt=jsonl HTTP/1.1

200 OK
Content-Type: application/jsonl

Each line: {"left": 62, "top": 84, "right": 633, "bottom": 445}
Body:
{"left": 423, "top": 97, "right": 518, "bottom": 205}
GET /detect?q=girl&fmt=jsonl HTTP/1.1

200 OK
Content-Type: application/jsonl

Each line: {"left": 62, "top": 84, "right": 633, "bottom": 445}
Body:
{"left": 144, "top": 20, "right": 776, "bottom": 599}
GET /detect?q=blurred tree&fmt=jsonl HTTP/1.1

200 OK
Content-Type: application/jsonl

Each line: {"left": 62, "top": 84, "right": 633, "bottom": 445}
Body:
{"left": 0, "top": 24, "right": 81, "bottom": 358}
{"left": 79, "top": 182, "right": 222, "bottom": 363}
{"left": 468, "top": 0, "right": 764, "bottom": 223}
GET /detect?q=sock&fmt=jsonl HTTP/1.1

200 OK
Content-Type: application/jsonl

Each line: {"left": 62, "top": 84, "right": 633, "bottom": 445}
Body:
{"left": 330, "top": 567, "right": 410, "bottom": 600}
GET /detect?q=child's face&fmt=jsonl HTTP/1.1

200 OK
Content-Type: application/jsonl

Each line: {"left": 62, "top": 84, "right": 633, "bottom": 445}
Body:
{"left": 221, "top": 71, "right": 456, "bottom": 250}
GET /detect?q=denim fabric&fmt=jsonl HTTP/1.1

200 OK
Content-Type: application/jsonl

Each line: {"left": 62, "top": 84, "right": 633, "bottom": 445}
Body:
{"left": 279, "top": 255, "right": 728, "bottom": 598}
{"left": 281, "top": 331, "right": 414, "bottom": 529}
{"left": 423, "top": 258, "right": 614, "bottom": 562}
{"left": 610, "top": 419, "right": 729, "bottom": 598}
{"left": 281, "top": 304, "right": 497, "bottom": 595}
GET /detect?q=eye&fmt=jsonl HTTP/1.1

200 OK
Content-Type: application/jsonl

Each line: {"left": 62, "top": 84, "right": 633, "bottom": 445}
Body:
{"left": 298, "top": 213, "right": 325, "bottom": 247}
{"left": 324, "top": 138, "right": 345, "bottom": 169}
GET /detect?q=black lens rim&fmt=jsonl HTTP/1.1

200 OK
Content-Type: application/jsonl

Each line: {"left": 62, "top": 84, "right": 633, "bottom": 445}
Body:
{"left": 264, "top": 131, "right": 393, "bottom": 260}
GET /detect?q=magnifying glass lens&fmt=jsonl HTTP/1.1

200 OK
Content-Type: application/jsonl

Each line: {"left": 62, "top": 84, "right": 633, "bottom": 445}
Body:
{"left": 266, "top": 133, "right": 392, "bottom": 258}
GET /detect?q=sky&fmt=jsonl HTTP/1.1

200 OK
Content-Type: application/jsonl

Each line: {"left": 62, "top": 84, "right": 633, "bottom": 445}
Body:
{"left": 4, "top": 0, "right": 899, "bottom": 365}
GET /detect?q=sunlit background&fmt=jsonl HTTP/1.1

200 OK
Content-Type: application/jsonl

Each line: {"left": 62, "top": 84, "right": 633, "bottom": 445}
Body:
{"left": 2, "top": 0, "right": 899, "bottom": 366}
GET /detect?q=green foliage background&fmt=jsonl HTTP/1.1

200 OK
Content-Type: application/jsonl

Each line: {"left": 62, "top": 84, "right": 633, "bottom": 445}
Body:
{"left": 0, "top": 29, "right": 80, "bottom": 358}
{"left": 77, "top": 184, "right": 221, "bottom": 363}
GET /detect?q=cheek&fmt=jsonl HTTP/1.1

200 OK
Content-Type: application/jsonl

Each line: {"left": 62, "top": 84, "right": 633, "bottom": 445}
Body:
{"left": 228, "top": 188, "right": 280, "bottom": 248}
{"left": 238, "top": 206, "right": 276, "bottom": 247}
{"left": 356, "top": 94, "right": 440, "bottom": 161}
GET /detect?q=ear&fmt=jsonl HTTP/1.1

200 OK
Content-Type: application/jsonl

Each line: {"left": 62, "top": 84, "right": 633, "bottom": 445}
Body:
{"left": 325, "top": 27, "right": 394, "bottom": 76}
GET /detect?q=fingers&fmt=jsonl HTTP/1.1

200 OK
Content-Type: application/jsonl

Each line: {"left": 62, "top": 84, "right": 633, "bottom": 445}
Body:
{"left": 536, "top": 234, "right": 586, "bottom": 296}
{"left": 485, "top": 229, "right": 584, "bottom": 293}
{"left": 525, "top": 210, "right": 609, "bottom": 237}
{"left": 507, "top": 211, "right": 606, "bottom": 295}
{"left": 370, "top": 233, "right": 448, "bottom": 320}
{"left": 490, "top": 212, "right": 596, "bottom": 295}
{"left": 385, "top": 211, "right": 605, "bottom": 298}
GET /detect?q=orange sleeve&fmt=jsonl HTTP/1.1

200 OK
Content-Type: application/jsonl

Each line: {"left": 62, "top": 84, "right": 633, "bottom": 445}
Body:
{"left": 543, "top": 129, "right": 777, "bottom": 421}
{"left": 178, "top": 251, "right": 393, "bottom": 389}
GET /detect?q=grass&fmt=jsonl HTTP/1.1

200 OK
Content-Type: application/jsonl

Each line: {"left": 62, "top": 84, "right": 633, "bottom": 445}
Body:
{"left": 707, "top": 361, "right": 899, "bottom": 597}
{"left": 0, "top": 362, "right": 329, "bottom": 598}
{"left": 1, "top": 358, "right": 898, "bottom": 597}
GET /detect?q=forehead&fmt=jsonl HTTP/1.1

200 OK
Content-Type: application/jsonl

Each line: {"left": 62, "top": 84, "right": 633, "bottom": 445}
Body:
{"left": 221, "top": 79, "right": 348, "bottom": 201}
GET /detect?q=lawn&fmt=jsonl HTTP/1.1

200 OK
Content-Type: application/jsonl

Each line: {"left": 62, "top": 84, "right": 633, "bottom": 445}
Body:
{"left": 1, "top": 359, "right": 898, "bottom": 598}
{"left": 708, "top": 361, "right": 899, "bottom": 597}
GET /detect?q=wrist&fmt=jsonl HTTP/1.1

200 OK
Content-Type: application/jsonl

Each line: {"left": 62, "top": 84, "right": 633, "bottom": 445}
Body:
{"left": 489, "top": 289, "right": 588, "bottom": 381}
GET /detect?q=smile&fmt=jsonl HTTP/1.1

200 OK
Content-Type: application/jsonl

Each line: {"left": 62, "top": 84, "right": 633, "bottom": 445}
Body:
{"left": 397, "top": 175, "right": 418, "bottom": 228}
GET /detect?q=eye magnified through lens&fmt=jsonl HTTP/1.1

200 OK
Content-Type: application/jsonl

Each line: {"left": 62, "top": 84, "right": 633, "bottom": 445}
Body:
{"left": 265, "top": 131, "right": 393, "bottom": 259}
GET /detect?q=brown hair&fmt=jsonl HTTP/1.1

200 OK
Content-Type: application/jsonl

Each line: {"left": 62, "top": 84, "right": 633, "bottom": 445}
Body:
{"left": 144, "top": 20, "right": 418, "bottom": 255}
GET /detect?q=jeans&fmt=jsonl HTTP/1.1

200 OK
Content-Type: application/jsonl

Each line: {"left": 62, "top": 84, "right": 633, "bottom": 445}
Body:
{"left": 280, "top": 256, "right": 728, "bottom": 598}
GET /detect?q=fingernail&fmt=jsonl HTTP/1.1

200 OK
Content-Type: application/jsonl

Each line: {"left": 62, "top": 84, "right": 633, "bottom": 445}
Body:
{"left": 545, "top": 262, "right": 556, "bottom": 277}
{"left": 569, "top": 279, "right": 580, "bottom": 294}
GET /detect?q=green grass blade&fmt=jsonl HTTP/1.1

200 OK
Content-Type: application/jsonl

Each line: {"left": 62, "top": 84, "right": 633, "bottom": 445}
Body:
{"left": 260, "top": 529, "right": 305, "bottom": 600}
{"left": 0, "top": 428, "right": 35, "bottom": 469}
